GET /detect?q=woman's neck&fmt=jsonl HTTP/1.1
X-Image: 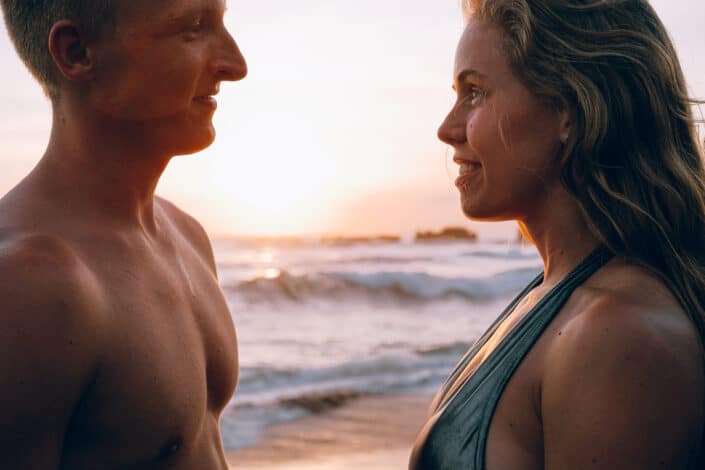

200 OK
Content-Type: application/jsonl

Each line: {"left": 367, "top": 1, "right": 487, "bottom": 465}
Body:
{"left": 522, "top": 187, "right": 601, "bottom": 286}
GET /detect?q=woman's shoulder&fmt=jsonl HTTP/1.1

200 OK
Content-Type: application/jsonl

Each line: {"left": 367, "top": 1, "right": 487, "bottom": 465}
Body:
{"left": 567, "top": 259, "right": 700, "bottom": 350}
{"left": 551, "top": 258, "right": 703, "bottom": 374}
{"left": 538, "top": 259, "right": 705, "bottom": 468}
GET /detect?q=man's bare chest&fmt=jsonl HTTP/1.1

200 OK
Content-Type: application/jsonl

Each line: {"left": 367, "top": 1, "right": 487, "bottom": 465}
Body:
{"left": 62, "top": 240, "right": 237, "bottom": 465}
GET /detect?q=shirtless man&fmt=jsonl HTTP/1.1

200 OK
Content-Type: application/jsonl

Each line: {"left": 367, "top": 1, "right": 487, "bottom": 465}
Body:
{"left": 0, "top": 0, "right": 246, "bottom": 467}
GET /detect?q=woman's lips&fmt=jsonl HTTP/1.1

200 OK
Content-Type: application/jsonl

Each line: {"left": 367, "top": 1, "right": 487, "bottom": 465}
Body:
{"left": 455, "top": 161, "right": 482, "bottom": 187}
{"left": 458, "top": 161, "right": 481, "bottom": 175}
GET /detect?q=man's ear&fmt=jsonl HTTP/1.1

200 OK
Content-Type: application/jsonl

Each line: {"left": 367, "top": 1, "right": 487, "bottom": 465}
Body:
{"left": 48, "top": 20, "right": 95, "bottom": 83}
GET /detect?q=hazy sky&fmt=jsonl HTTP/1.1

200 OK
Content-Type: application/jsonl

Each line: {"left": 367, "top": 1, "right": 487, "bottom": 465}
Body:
{"left": 1, "top": 1, "right": 704, "bottom": 239}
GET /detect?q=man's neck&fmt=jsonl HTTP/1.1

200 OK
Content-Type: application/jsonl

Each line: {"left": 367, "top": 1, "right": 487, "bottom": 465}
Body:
{"left": 33, "top": 103, "right": 173, "bottom": 235}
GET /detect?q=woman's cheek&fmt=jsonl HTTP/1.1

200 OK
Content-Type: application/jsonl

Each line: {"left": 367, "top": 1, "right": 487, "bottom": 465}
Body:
{"left": 466, "top": 110, "right": 491, "bottom": 153}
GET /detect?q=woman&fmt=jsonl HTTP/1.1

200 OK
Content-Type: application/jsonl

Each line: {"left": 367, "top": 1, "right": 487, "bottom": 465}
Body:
{"left": 410, "top": 1, "right": 705, "bottom": 469}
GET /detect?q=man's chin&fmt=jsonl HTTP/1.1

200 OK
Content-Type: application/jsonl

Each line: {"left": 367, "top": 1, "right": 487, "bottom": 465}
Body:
{"left": 170, "top": 128, "right": 216, "bottom": 156}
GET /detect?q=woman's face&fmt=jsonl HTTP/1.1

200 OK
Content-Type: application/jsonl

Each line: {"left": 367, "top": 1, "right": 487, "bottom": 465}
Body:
{"left": 438, "top": 18, "right": 568, "bottom": 222}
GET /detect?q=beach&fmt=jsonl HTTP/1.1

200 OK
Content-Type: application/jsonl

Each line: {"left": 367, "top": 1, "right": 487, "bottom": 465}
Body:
{"left": 227, "top": 394, "right": 432, "bottom": 469}
{"left": 214, "top": 237, "right": 540, "bottom": 459}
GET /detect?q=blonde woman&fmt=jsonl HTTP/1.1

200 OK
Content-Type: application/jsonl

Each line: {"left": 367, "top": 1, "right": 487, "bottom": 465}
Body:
{"left": 411, "top": 1, "right": 705, "bottom": 469}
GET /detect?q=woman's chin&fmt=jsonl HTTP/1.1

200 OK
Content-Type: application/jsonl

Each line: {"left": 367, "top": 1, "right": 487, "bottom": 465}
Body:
{"left": 460, "top": 201, "right": 511, "bottom": 222}
{"left": 460, "top": 198, "right": 487, "bottom": 220}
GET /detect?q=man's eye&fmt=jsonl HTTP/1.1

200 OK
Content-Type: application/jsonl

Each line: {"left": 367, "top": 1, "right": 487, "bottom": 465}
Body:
{"left": 188, "top": 17, "right": 204, "bottom": 32}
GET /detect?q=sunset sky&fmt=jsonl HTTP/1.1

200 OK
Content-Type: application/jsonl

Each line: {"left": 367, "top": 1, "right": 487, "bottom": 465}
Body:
{"left": 1, "top": 1, "right": 704, "bottom": 239}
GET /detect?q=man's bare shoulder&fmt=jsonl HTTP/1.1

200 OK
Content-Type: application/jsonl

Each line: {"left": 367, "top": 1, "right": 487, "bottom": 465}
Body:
{"left": 0, "top": 231, "right": 106, "bottom": 334}
{"left": 0, "top": 232, "right": 106, "bottom": 462}
{"left": 155, "top": 196, "right": 217, "bottom": 271}
{"left": 541, "top": 262, "right": 704, "bottom": 468}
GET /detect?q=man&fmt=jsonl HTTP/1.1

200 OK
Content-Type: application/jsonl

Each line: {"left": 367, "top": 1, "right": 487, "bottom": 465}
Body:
{"left": 0, "top": 0, "right": 246, "bottom": 467}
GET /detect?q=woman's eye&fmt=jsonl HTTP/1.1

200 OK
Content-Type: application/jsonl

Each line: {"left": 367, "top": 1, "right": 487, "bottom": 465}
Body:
{"left": 462, "top": 88, "right": 484, "bottom": 106}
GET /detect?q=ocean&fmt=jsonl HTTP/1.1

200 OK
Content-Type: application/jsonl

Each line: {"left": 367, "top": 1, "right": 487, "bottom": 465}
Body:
{"left": 214, "top": 237, "right": 542, "bottom": 450}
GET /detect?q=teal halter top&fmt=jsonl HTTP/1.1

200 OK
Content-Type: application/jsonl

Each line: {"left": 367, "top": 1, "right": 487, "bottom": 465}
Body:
{"left": 410, "top": 247, "right": 613, "bottom": 469}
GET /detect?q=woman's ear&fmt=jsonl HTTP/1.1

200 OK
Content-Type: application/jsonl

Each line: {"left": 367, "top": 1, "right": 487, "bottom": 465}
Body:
{"left": 48, "top": 20, "right": 95, "bottom": 83}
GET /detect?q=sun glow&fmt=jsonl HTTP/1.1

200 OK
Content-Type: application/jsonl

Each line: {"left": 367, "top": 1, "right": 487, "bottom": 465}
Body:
{"left": 3, "top": 2, "right": 699, "bottom": 240}
{"left": 177, "top": 107, "right": 348, "bottom": 236}
{"left": 258, "top": 251, "right": 274, "bottom": 264}
{"left": 263, "top": 268, "right": 281, "bottom": 279}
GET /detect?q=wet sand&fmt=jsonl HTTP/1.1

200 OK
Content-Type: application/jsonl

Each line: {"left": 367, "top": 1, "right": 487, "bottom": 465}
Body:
{"left": 227, "top": 394, "right": 433, "bottom": 470}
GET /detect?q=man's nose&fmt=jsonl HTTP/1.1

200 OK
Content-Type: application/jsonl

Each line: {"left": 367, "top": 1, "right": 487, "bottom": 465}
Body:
{"left": 212, "top": 31, "right": 248, "bottom": 82}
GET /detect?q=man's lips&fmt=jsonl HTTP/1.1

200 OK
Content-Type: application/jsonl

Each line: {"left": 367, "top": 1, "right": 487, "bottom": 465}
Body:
{"left": 193, "top": 95, "right": 218, "bottom": 109}
{"left": 194, "top": 85, "right": 220, "bottom": 108}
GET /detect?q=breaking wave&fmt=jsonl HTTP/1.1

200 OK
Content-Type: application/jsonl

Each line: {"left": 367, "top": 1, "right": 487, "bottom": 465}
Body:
{"left": 226, "top": 268, "right": 540, "bottom": 305}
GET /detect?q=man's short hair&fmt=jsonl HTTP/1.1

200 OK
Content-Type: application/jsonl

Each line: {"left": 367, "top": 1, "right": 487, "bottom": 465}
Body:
{"left": 1, "top": 0, "right": 115, "bottom": 100}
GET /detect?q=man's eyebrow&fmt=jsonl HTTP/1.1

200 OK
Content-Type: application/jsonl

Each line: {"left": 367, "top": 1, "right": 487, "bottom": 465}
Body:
{"left": 452, "top": 69, "right": 487, "bottom": 91}
{"left": 165, "top": 5, "right": 226, "bottom": 24}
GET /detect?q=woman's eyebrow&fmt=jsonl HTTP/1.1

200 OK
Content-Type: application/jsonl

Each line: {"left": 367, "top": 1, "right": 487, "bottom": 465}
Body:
{"left": 452, "top": 69, "right": 487, "bottom": 91}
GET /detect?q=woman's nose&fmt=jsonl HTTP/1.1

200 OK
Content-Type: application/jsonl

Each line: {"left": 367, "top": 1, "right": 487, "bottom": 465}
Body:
{"left": 437, "top": 110, "right": 466, "bottom": 146}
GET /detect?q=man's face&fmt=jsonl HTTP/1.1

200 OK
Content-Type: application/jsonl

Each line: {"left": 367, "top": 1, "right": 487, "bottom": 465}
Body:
{"left": 88, "top": 0, "right": 247, "bottom": 156}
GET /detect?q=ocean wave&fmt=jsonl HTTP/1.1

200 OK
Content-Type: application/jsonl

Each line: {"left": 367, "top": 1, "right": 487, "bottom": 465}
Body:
{"left": 217, "top": 255, "right": 435, "bottom": 272}
{"left": 232, "top": 348, "right": 468, "bottom": 410}
{"left": 226, "top": 267, "right": 539, "bottom": 305}
{"left": 223, "top": 346, "right": 472, "bottom": 450}
{"left": 461, "top": 248, "right": 540, "bottom": 260}
{"left": 415, "top": 341, "right": 470, "bottom": 357}
{"left": 325, "top": 255, "right": 436, "bottom": 265}
{"left": 220, "top": 389, "right": 368, "bottom": 450}
{"left": 279, "top": 389, "right": 365, "bottom": 414}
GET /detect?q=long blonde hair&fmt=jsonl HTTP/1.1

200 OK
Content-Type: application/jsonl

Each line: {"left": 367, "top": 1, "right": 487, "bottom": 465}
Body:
{"left": 464, "top": 0, "right": 705, "bottom": 339}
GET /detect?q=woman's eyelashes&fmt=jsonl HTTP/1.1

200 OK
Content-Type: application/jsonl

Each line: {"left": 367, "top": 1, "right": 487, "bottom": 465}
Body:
{"left": 460, "top": 87, "right": 485, "bottom": 107}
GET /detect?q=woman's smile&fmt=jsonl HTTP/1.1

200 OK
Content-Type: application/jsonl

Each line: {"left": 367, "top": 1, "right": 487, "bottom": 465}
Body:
{"left": 455, "top": 161, "right": 482, "bottom": 187}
